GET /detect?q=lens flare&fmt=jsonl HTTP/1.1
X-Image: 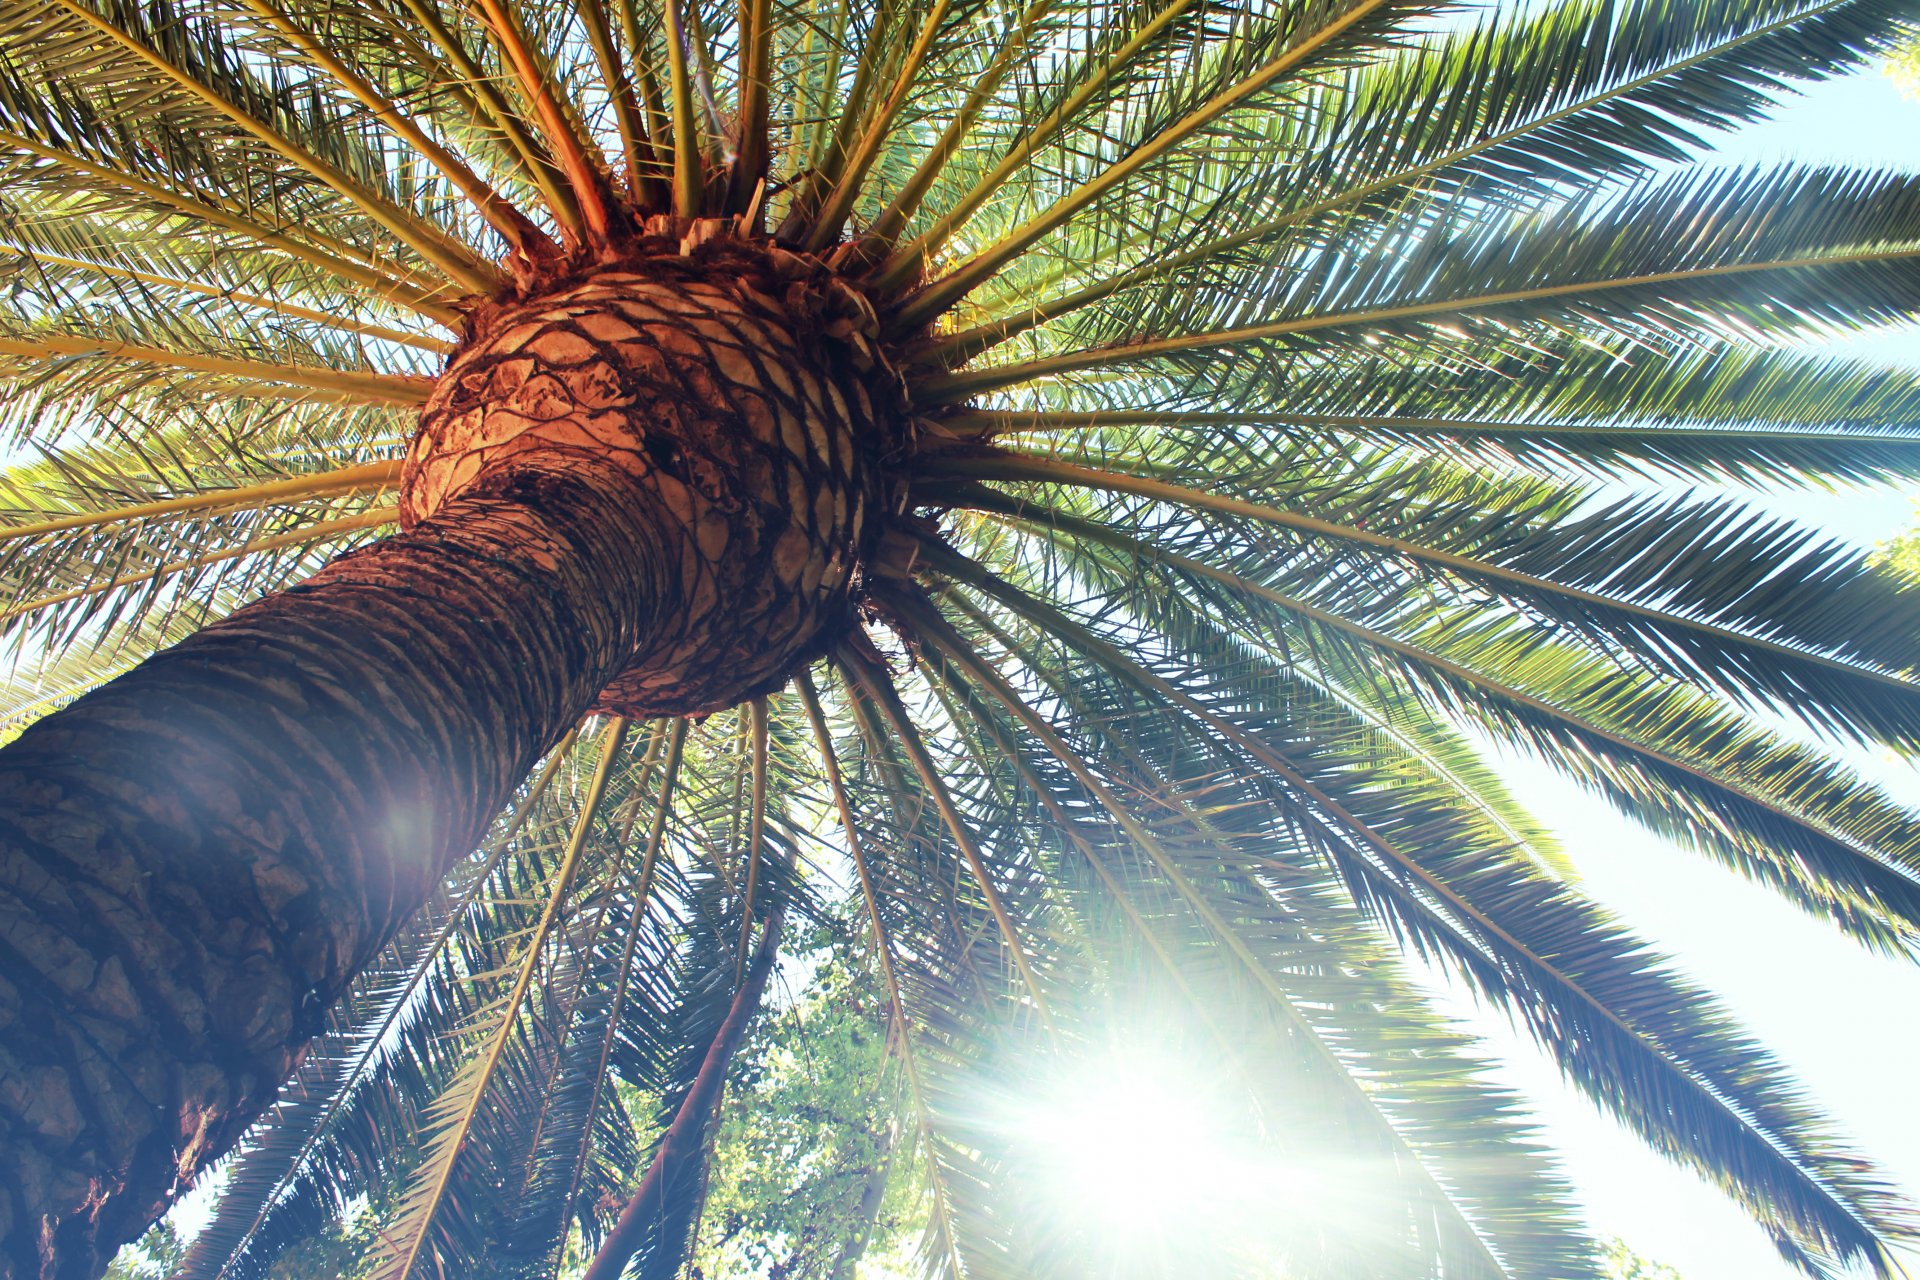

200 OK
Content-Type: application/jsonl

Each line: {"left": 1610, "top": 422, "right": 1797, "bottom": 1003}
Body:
{"left": 1007, "top": 1045, "right": 1338, "bottom": 1275}
{"left": 1026, "top": 1057, "right": 1231, "bottom": 1231}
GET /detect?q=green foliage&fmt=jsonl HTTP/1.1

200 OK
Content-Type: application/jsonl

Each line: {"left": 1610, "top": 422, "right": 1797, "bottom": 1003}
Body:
{"left": 1886, "top": 41, "right": 1920, "bottom": 95}
{"left": 690, "top": 923, "right": 923, "bottom": 1280}
{"left": 1873, "top": 507, "right": 1920, "bottom": 580}
{"left": 104, "top": 1224, "right": 184, "bottom": 1280}
{"left": 1601, "top": 1238, "right": 1686, "bottom": 1280}
{"left": 24, "top": 0, "right": 1920, "bottom": 1275}
{"left": 261, "top": 1207, "right": 383, "bottom": 1280}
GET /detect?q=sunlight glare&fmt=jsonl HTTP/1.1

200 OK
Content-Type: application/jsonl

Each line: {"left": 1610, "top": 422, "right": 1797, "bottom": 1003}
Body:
{"left": 1033, "top": 1058, "right": 1222, "bottom": 1226}
{"left": 1018, "top": 1050, "right": 1313, "bottom": 1251}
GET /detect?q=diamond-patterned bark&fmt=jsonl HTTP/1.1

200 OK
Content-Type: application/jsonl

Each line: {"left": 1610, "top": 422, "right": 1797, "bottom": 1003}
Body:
{"left": 405, "top": 229, "right": 906, "bottom": 716}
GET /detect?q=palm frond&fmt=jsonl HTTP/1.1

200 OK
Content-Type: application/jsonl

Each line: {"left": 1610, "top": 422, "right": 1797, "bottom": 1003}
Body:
{"left": 894, "top": 586, "right": 1603, "bottom": 1276}
{"left": 929, "top": 165, "right": 1920, "bottom": 396}
{"left": 915, "top": 530, "right": 1912, "bottom": 1270}
{"left": 929, "top": 456, "right": 1920, "bottom": 753}
{"left": 370, "top": 719, "right": 633, "bottom": 1280}
{"left": 941, "top": 334, "right": 1920, "bottom": 488}
{"left": 12, "top": 0, "right": 1920, "bottom": 1276}
{"left": 927, "top": 0, "right": 1916, "bottom": 353}
{"left": 893, "top": 0, "right": 1431, "bottom": 325}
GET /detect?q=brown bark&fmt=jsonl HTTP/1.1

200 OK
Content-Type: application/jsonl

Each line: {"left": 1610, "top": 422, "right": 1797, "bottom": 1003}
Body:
{"left": 0, "top": 233, "right": 899, "bottom": 1280}
{"left": 0, "top": 465, "right": 674, "bottom": 1280}
{"left": 580, "top": 914, "right": 784, "bottom": 1280}
{"left": 404, "top": 239, "right": 899, "bottom": 720}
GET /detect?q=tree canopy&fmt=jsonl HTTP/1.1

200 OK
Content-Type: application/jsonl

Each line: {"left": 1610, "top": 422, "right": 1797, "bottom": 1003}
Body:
{"left": 2, "top": 0, "right": 1920, "bottom": 1274}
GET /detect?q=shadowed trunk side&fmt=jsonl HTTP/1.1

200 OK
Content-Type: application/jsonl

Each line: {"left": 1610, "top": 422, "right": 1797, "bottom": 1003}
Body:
{"left": 0, "top": 466, "right": 675, "bottom": 1280}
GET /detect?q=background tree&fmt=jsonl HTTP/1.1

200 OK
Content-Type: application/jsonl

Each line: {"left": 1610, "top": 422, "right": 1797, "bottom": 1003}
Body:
{"left": 688, "top": 923, "right": 920, "bottom": 1280}
{"left": 1, "top": 0, "right": 1919, "bottom": 1276}
{"left": 1875, "top": 510, "right": 1920, "bottom": 579}
{"left": 1886, "top": 32, "right": 1920, "bottom": 90}
{"left": 98, "top": 1228, "right": 182, "bottom": 1280}
{"left": 1601, "top": 1239, "right": 1686, "bottom": 1280}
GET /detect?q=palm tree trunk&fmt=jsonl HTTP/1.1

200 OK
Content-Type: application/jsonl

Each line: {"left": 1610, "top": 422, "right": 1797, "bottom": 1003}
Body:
{"left": 0, "top": 466, "right": 670, "bottom": 1280}
{"left": 0, "top": 247, "right": 886, "bottom": 1280}
{"left": 581, "top": 913, "right": 784, "bottom": 1280}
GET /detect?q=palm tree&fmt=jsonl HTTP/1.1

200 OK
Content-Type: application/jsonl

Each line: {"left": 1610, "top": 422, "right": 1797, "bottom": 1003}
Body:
{"left": 1, "top": 0, "right": 1919, "bottom": 1271}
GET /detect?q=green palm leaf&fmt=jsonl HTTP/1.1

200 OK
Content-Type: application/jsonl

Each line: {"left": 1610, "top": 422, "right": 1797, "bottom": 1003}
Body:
{"left": 1, "top": 0, "right": 1918, "bottom": 1276}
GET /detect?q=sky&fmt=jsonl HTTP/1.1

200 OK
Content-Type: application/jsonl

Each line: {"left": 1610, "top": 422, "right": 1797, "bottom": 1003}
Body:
{"left": 1453, "top": 59, "right": 1920, "bottom": 1280}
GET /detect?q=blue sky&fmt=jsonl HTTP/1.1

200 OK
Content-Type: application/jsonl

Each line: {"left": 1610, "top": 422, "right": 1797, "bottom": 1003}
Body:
{"left": 1465, "top": 58, "right": 1920, "bottom": 1280}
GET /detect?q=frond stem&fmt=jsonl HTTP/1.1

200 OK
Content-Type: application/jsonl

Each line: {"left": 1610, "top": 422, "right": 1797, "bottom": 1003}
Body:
{"left": 0, "top": 460, "right": 401, "bottom": 545}
{"left": 867, "top": 0, "right": 1192, "bottom": 287}
{"left": 927, "top": 452, "right": 1920, "bottom": 695}
{"left": 795, "top": 667, "right": 968, "bottom": 1277}
{"left": 896, "top": 584, "right": 1520, "bottom": 1272}
{"left": 663, "top": 0, "right": 708, "bottom": 218}
{"left": 910, "top": 546, "right": 1899, "bottom": 1240}
{"left": 0, "top": 130, "right": 463, "bottom": 325}
{"left": 729, "top": 0, "right": 776, "bottom": 215}
{"left": 238, "top": 0, "right": 555, "bottom": 260}
{"left": 779, "top": 0, "right": 898, "bottom": 236}
{"left": 918, "top": 524, "right": 1920, "bottom": 937}
{"left": 2, "top": 245, "right": 453, "bottom": 352}
{"left": 471, "top": 0, "right": 621, "bottom": 242}
{"left": 391, "top": 0, "right": 584, "bottom": 235}
{"left": 577, "top": 0, "right": 665, "bottom": 207}
{"left": 543, "top": 719, "right": 685, "bottom": 1276}
{"left": 737, "top": 695, "right": 770, "bottom": 978}
{"left": 0, "top": 335, "right": 431, "bottom": 404}
{"left": 800, "top": 0, "right": 957, "bottom": 251}
{"left": 793, "top": 670, "right": 909, "bottom": 1039}
{"left": 920, "top": 244, "right": 1920, "bottom": 397}
{"left": 924, "top": 0, "right": 1873, "bottom": 354}
{"left": 835, "top": 641, "right": 1060, "bottom": 1041}
{"left": 891, "top": 0, "right": 1393, "bottom": 329}
{"left": 3, "top": 508, "right": 394, "bottom": 623}
{"left": 931, "top": 407, "right": 1920, "bottom": 451}
{"left": 380, "top": 718, "right": 632, "bottom": 1280}
{"left": 47, "top": 0, "right": 505, "bottom": 295}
